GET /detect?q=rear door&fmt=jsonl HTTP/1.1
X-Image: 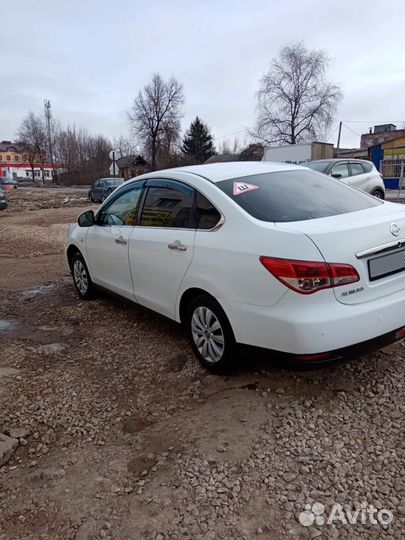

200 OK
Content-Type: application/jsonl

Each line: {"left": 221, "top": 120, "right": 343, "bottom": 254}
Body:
{"left": 128, "top": 179, "right": 195, "bottom": 319}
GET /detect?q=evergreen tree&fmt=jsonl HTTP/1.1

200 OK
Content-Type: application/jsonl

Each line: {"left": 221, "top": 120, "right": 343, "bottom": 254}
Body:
{"left": 182, "top": 117, "right": 216, "bottom": 163}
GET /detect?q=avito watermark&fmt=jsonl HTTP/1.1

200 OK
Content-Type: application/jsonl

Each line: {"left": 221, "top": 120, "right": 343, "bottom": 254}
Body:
{"left": 299, "top": 501, "right": 393, "bottom": 527}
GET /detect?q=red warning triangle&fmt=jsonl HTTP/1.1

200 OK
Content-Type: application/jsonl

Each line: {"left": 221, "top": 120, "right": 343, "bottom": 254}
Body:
{"left": 232, "top": 181, "right": 259, "bottom": 196}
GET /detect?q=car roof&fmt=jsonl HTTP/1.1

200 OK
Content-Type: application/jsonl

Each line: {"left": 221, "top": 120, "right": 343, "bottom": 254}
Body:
{"left": 143, "top": 161, "right": 307, "bottom": 184}
{"left": 309, "top": 158, "right": 371, "bottom": 163}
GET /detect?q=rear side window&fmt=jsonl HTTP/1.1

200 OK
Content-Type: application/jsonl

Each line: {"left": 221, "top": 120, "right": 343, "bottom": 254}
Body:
{"left": 140, "top": 184, "right": 194, "bottom": 228}
{"left": 350, "top": 162, "right": 365, "bottom": 176}
{"left": 216, "top": 170, "right": 381, "bottom": 222}
{"left": 361, "top": 161, "right": 373, "bottom": 173}
{"left": 195, "top": 191, "right": 221, "bottom": 229}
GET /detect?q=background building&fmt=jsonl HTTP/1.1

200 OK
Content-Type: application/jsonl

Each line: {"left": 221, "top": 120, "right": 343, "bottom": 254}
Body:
{"left": 360, "top": 124, "right": 405, "bottom": 150}
{"left": 0, "top": 140, "right": 63, "bottom": 180}
{"left": 368, "top": 135, "right": 405, "bottom": 189}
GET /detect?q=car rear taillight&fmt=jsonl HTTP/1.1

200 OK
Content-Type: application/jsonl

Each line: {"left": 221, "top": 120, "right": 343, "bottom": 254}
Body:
{"left": 260, "top": 257, "right": 359, "bottom": 294}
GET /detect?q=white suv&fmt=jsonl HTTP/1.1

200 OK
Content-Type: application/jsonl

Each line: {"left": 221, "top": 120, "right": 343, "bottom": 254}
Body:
{"left": 307, "top": 159, "right": 385, "bottom": 198}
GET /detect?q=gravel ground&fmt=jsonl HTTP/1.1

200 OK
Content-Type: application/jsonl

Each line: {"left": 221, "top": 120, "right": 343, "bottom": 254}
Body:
{"left": 0, "top": 194, "right": 404, "bottom": 540}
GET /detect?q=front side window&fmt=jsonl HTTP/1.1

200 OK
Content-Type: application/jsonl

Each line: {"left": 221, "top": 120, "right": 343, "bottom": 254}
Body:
{"left": 99, "top": 183, "right": 144, "bottom": 226}
{"left": 140, "top": 182, "right": 194, "bottom": 228}
{"left": 350, "top": 162, "right": 365, "bottom": 176}
{"left": 216, "top": 170, "right": 380, "bottom": 222}
{"left": 330, "top": 162, "right": 349, "bottom": 178}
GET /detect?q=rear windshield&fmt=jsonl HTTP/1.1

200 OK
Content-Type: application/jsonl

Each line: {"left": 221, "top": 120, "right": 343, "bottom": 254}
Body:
{"left": 216, "top": 170, "right": 381, "bottom": 222}
{"left": 106, "top": 179, "right": 123, "bottom": 185}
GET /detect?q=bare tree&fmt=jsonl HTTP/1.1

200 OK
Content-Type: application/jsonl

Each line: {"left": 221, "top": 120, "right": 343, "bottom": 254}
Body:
{"left": 53, "top": 125, "right": 111, "bottom": 184}
{"left": 112, "top": 135, "right": 138, "bottom": 158}
{"left": 17, "top": 111, "right": 47, "bottom": 181}
{"left": 128, "top": 73, "right": 184, "bottom": 169}
{"left": 218, "top": 137, "right": 239, "bottom": 155}
{"left": 255, "top": 42, "right": 342, "bottom": 145}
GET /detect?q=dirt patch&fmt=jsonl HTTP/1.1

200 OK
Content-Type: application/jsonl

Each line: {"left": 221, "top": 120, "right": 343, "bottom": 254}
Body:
{"left": 0, "top": 206, "right": 92, "bottom": 293}
{"left": 0, "top": 204, "right": 404, "bottom": 540}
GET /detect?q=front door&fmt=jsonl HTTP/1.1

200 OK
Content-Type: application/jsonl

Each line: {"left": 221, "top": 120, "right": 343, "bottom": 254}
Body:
{"left": 348, "top": 161, "right": 367, "bottom": 190}
{"left": 129, "top": 179, "right": 196, "bottom": 318}
{"left": 85, "top": 182, "right": 144, "bottom": 300}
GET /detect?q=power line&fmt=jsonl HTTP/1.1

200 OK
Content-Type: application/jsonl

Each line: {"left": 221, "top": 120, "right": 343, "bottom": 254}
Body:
{"left": 213, "top": 128, "right": 249, "bottom": 141}
{"left": 342, "top": 123, "right": 362, "bottom": 137}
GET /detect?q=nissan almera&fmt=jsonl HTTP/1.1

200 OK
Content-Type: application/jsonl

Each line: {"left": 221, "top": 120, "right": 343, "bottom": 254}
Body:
{"left": 66, "top": 162, "right": 405, "bottom": 371}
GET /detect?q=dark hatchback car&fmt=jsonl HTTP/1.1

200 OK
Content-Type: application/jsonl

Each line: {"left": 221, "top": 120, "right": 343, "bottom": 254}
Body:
{"left": 88, "top": 178, "right": 124, "bottom": 203}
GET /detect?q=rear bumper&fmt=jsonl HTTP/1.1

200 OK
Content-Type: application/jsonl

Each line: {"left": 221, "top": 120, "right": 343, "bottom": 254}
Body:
{"left": 290, "top": 325, "right": 405, "bottom": 363}
{"left": 225, "top": 288, "right": 405, "bottom": 355}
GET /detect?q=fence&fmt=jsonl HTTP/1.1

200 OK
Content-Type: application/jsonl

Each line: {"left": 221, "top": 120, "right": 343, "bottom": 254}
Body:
{"left": 380, "top": 159, "right": 405, "bottom": 179}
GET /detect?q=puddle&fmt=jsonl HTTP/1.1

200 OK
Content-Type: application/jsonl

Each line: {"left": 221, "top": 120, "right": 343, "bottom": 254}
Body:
{"left": 0, "top": 320, "right": 15, "bottom": 336}
{"left": 239, "top": 382, "right": 258, "bottom": 391}
{"left": 21, "top": 284, "right": 55, "bottom": 297}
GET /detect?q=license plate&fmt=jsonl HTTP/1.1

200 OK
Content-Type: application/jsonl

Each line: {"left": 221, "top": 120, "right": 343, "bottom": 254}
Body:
{"left": 368, "top": 249, "right": 405, "bottom": 281}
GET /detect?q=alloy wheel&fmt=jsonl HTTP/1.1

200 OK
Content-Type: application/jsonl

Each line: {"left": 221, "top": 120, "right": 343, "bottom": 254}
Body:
{"left": 73, "top": 259, "right": 88, "bottom": 295}
{"left": 191, "top": 306, "right": 225, "bottom": 363}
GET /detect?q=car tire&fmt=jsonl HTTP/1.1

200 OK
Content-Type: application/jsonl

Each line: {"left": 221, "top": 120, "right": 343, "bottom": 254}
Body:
{"left": 186, "top": 295, "right": 236, "bottom": 373}
{"left": 70, "top": 252, "right": 95, "bottom": 300}
{"left": 371, "top": 189, "right": 385, "bottom": 199}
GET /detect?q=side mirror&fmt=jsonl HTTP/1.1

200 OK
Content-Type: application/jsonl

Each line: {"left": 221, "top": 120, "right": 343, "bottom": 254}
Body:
{"left": 78, "top": 210, "right": 95, "bottom": 227}
{"left": 331, "top": 173, "right": 342, "bottom": 179}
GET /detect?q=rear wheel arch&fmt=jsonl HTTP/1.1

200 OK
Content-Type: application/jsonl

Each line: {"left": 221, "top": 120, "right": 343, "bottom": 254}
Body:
{"left": 178, "top": 288, "right": 232, "bottom": 327}
{"left": 179, "top": 288, "right": 212, "bottom": 325}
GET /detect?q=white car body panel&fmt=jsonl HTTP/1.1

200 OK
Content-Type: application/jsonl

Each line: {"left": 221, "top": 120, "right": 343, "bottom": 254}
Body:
{"left": 85, "top": 225, "right": 135, "bottom": 300}
{"left": 276, "top": 201, "right": 405, "bottom": 304}
{"left": 66, "top": 162, "right": 405, "bottom": 359}
{"left": 343, "top": 165, "right": 384, "bottom": 194}
{"left": 128, "top": 227, "right": 195, "bottom": 319}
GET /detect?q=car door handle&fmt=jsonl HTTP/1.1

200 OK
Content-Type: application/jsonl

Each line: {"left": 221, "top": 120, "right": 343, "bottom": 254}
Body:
{"left": 115, "top": 236, "right": 127, "bottom": 245}
{"left": 168, "top": 240, "right": 187, "bottom": 251}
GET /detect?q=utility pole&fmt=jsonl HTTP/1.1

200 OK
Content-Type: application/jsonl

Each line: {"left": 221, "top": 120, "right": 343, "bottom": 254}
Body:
{"left": 44, "top": 99, "right": 56, "bottom": 182}
{"left": 336, "top": 121, "right": 342, "bottom": 150}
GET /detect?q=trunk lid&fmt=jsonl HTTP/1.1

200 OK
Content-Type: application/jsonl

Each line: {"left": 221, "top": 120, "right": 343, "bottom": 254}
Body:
{"left": 276, "top": 202, "right": 405, "bottom": 304}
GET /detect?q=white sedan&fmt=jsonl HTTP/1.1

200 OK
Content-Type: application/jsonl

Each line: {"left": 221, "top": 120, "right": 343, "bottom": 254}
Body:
{"left": 66, "top": 162, "right": 405, "bottom": 371}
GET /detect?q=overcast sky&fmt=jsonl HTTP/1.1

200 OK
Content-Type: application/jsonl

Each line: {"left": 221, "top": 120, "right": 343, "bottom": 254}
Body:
{"left": 1, "top": 0, "right": 404, "bottom": 150}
